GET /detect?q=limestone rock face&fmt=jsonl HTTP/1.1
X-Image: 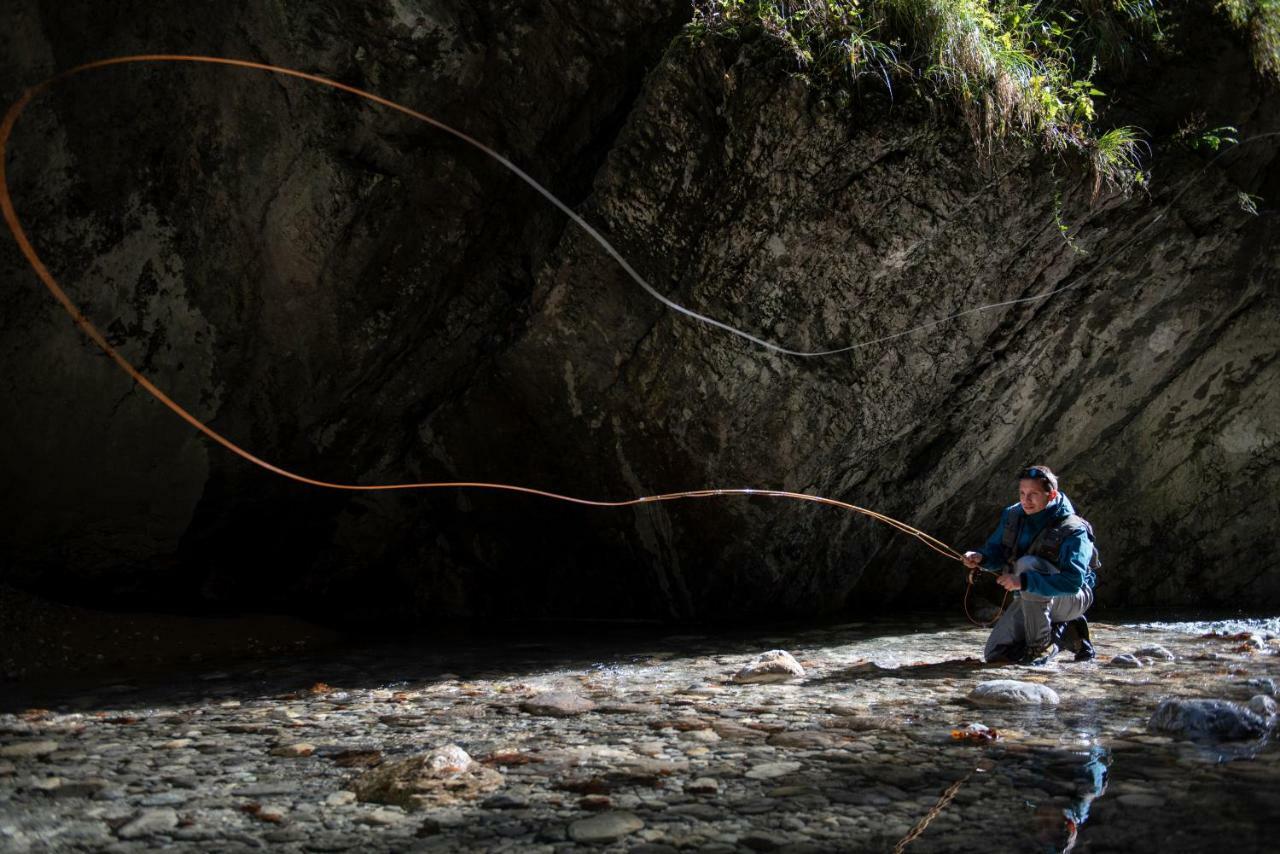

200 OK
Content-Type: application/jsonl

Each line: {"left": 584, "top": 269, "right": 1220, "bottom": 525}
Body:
{"left": 1, "top": 2, "right": 1277, "bottom": 622}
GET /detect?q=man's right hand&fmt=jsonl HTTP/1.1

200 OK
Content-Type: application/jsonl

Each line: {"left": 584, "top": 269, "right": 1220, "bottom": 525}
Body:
{"left": 963, "top": 551, "right": 984, "bottom": 570}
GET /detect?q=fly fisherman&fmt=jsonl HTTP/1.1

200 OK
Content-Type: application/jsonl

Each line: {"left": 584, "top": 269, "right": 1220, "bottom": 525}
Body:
{"left": 962, "top": 465, "right": 1099, "bottom": 665}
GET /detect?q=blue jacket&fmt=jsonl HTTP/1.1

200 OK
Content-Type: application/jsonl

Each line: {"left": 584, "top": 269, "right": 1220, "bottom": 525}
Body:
{"left": 976, "top": 492, "right": 1096, "bottom": 597}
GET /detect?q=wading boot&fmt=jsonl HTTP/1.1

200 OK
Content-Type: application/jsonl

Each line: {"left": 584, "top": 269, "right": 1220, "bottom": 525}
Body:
{"left": 1018, "top": 642, "right": 1060, "bottom": 667}
{"left": 1060, "top": 617, "right": 1096, "bottom": 662}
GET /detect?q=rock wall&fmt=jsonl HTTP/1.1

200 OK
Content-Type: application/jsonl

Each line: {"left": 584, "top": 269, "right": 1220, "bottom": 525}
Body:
{"left": 1, "top": 2, "right": 1276, "bottom": 622}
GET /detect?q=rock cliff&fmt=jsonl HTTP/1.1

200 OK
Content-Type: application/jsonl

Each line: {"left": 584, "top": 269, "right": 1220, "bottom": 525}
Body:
{"left": 1, "top": 1, "right": 1276, "bottom": 622}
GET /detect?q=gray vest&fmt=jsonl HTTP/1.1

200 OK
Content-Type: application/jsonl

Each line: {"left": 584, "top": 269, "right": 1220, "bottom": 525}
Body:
{"left": 1001, "top": 509, "right": 1102, "bottom": 573}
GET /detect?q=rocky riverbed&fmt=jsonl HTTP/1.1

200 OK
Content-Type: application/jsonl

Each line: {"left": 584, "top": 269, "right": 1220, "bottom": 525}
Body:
{"left": 2, "top": 616, "right": 1278, "bottom": 853}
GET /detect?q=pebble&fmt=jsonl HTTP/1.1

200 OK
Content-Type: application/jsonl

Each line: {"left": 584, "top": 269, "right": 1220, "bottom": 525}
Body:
{"left": 0, "top": 741, "right": 59, "bottom": 758}
{"left": 968, "top": 680, "right": 1060, "bottom": 706}
{"left": 745, "top": 762, "right": 801, "bottom": 780}
{"left": 269, "top": 742, "right": 315, "bottom": 757}
{"left": 1108, "top": 654, "right": 1143, "bottom": 668}
{"left": 568, "top": 811, "right": 644, "bottom": 842}
{"left": 116, "top": 808, "right": 179, "bottom": 839}
{"left": 1133, "top": 645, "right": 1176, "bottom": 661}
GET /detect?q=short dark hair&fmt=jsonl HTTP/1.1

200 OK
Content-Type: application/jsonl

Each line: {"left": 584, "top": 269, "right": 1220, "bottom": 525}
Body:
{"left": 1017, "top": 464, "right": 1058, "bottom": 493}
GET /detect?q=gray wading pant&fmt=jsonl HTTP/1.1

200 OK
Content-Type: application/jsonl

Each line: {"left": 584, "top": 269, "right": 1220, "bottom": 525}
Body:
{"left": 984, "top": 555, "right": 1094, "bottom": 662}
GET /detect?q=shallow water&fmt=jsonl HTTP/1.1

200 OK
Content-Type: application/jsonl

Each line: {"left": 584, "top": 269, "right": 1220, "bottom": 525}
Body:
{"left": 1, "top": 615, "right": 1277, "bottom": 852}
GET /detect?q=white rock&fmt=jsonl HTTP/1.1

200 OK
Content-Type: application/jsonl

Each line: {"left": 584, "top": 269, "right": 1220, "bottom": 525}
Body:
{"left": 326, "top": 790, "right": 357, "bottom": 806}
{"left": 968, "top": 680, "right": 1060, "bottom": 707}
{"left": 733, "top": 650, "right": 805, "bottom": 684}
{"left": 426, "top": 745, "right": 473, "bottom": 774}
{"left": 568, "top": 811, "right": 644, "bottom": 843}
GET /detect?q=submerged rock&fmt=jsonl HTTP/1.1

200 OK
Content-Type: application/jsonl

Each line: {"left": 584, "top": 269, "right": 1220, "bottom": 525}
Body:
{"left": 1133, "top": 645, "right": 1175, "bottom": 661}
{"left": 568, "top": 811, "right": 644, "bottom": 843}
{"left": 1108, "top": 654, "right": 1143, "bottom": 669}
{"left": 1148, "top": 699, "right": 1270, "bottom": 740}
{"left": 732, "top": 650, "right": 805, "bottom": 684}
{"left": 968, "top": 680, "right": 1060, "bottom": 706}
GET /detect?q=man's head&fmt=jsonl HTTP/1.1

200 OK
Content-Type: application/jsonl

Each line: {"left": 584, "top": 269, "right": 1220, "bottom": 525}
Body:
{"left": 1017, "top": 464, "right": 1059, "bottom": 514}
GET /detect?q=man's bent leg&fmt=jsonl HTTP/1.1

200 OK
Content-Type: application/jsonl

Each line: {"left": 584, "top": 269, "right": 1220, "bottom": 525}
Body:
{"left": 985, "top": 602, "right": 1027, "bottom": 662}
{"left": 1014, "top": 556, "right": 1094, "bottom": 657}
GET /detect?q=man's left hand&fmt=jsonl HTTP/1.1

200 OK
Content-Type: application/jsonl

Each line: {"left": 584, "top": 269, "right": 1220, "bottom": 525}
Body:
{"left": 996, "top": 573, "right": 1022, "bottom": 592}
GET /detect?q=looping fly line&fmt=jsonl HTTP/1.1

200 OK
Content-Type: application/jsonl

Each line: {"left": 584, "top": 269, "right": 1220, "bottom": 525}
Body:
{"left": 3, "top": 55, "right": 1270, "bottom": 601}
{"left": 0, "top": 54, "right": 965, "bottom": 570}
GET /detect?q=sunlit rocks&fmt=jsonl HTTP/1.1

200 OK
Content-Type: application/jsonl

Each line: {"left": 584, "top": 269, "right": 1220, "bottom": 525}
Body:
{"left": 352, "top": 744, "right": 503, "bottom": 809}
{"left": 1148, "top": 699, "right": 1270, "bottom": 740}
{"left": 1133, "top": 645, "right": 1175, "bottom": 661}
{"left": 732, "top": 650, "right": 805, "bottom": 684}
{"left": 520, "top": 692, "right": 597, "bottom": 717}
{"left": 968, "top": 680, "right": 1060, "bottom": 706}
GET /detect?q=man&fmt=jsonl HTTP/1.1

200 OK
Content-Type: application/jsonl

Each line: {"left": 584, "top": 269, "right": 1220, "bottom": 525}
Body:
{"left": 963, "top": 465, "right": 1099, "bottom": 665}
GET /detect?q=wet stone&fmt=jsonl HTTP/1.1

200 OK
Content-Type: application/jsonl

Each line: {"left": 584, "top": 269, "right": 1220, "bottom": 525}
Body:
{"left": 1133, "top": 645, "right": 1176, "bottom": 661}
{"left": 115, "top": 808, "right": 179, "bottom": 839}
{"left": 733, "top": 651, "right": 805, "bottom": 684}
{"left": 968, "top": 680, "right": 1060, "bottom": 706}
{"left": 1148, "top": 698, "right": 1270, "bottom": 740}
{"left": 0, "top": 741, "right": 59, "bottom": 758}
{"left": 521, "top": 693, "right": 596, "bottom": 717}
{"left": 568, "top": 811, "right": 644, "bottom": 843}
{"left": 1109, "top": 654, "right": 1143, "bottom": 668}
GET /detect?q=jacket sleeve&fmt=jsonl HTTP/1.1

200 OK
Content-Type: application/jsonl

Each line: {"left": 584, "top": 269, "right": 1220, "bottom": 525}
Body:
{"left": 975, "top": 508, "right": 1011, "bottom": 571}
{"left": 1022, "top": 529, "right": 1093, "bottom": 596}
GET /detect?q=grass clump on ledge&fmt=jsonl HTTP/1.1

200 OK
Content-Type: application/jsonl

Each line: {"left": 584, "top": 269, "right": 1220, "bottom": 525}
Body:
{"left": 689, "top": 0, "right": 1166, "bottom": 193}
{"left": 1217, "top": 0, "right": 1280, "bottom": 78}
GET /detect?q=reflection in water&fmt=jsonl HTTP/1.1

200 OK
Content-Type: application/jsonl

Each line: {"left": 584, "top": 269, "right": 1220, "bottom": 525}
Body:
{"left": 987, "top": 738, "right": 1111, "bottom": 854}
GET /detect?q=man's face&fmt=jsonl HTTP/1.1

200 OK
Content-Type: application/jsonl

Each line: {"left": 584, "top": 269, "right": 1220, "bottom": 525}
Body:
{"left": 1019, "top": 478, "right": 1056, "bottom": 514}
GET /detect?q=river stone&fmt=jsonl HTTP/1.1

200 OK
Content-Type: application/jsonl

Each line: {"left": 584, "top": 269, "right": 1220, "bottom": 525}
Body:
{"left": 1148, "top": 699, "right": 1269, "bottom": 740}
{"left": 521, "top": 693, "right": 596, "bottom": 717}
{"left": 1108, "top": 654, "right": 1143, "bottom": 668}
{"left": 1248, "top": 695, "right": 1277, "bottom": 720}
{"left": 116, "top": 808, "right": 179, "bottom": 839}
{"left": 1134, "top": 645, "right": 1175, "bottom": 661}
{"left": 1243, "top": 677, "right": 1277, "bottom": 697}
{"left": 0, "top": 740, "right": 59, "bottom": 758}
{"left": 568, "top": 811, "right": 644, "bottom": 843}
{"left": 767, "top": 730, "right": 846, "bottom": 749}
{"left": 733, "top": 650, "right": 805, "bottom": 684}
{"left": 968, "top": 680, "right": 1060, "bottom": 706}
{"left": 352, "top": 746, "right": 503, "bottom": 810}
{"left": 745, "top": 761, "right": 802, "bottom": 780}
